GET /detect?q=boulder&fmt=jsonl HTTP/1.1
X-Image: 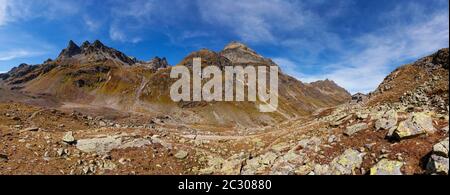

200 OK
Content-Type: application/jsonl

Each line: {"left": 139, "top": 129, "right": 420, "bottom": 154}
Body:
{"left": 23, "top": 127, "right": 40, "bottom": 132}
{"left": 432, "top": 138, "right": 449, "bottom": 158}
{"left": 393, "top": 112, "right": 436, "bottom": 139}
{"left": 411, "top": 112, "right": 436, "bottom": 133}
{"left": 313, "top": 164, "right": 331, "bottom": 175}
{"left": 344, "top": 123, "right": 368, "bottom": 136}
{"left": 76, "top": 136, "right": 122, "bottom": 154}
{"left": 442, "top": 126, "right": 449, "bottom": 133}
{"left": 220, "top": 153, "right": 247, "bottom": 175}
{"left": 0, "top": 154, "right": 7, "bottom": 162}
{"left": 427, "top": 155, "right": 449, "bottom": 175}
{"left": 329, "top": 149, "right": 365, "bottom": 175}
{"left": 330, "top": 114, "right": 352, "bottom": 127}
{"left": 62, "top": 131, "right": 76, "bottom": 144}
{"left": 242, "top": 152, "right": 278, "bottom": 175}
{"left": 375, "top": 109, "right": 398, "bottom": 130}
{"left": 271, "top": 142, "right": 290, "bottom": 153}
{"left": 174, "top": 150, "right": 189, "bottom": 159}
{"left": 426, "top": 138, "right": 449, "bottom": 175}
{"left": 76, "top": 134, "right": 152, "bottom": 155}
{"left": 370, "top": 159, "right": 403, "bottom": 175}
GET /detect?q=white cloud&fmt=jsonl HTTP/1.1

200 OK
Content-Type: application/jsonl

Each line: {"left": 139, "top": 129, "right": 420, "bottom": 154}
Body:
{"left": 109, "top": 26, "right": 126, "bottom": 42}
{"left": 109, "top": 25, "right": 142, "bottom": 43}
{"left": 197, "top": 0, "right": 315, "bottom": 43}
{"left": 0, "top": 0, "right": 84, "bottom": 26}
{"left": 83, "top": 15, "right": 101, "bottom": 32}
{"left": 0, "top": 0, "right": 7, "bottom": 26}
{"left": 275, "top": 11, "right": 449, "bottom": 94}
{"left": 0, "top": 49, "right": 45, "bottom": 61}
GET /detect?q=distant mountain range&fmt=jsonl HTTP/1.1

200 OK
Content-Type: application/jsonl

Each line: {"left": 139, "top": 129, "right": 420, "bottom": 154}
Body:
{"left": 0, "top": 40, "right": 351, "bottom": 127}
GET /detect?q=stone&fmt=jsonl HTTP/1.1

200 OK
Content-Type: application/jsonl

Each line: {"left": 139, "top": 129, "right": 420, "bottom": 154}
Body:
{"left": 151, "top": 136, "right": 173, "bottom": 150}
{"left": 298, "top": 137, "right": 322, "bottom": 152}
{"left": 370, "top": 159, "right": 403, "bottom": 175}
{"left": 375, "top": 109, "right": 398, "bottom": 130}
{"left": 62, "top": 131, "right": 76, "bottom": 144}
{"left": 427, "top": 154, "right": 449, "bottom": 175}
{"left": 0, "top": 154, "right": 7, "bottom": 162}
{"left": 174, "top": 150, "right": 189, "bottom": 159}
{"left": 260, "top": 152, "right": 279, "bottom": 165}
{"left": 328, "top": 135, "right": 337, "bottom": 143}
{"left": 386, "top": 127, "right": 397, "bottom": 137}
{"left": 432, "top": 138, "right": 449, "bottom": 158}
{"left": 344, "top": 123, "right": 369, "bottom": 136}
{"left": 271, "top": 142, "right": 290, "bottom": 153}
{"left": 393, "top": 112, "right": 435, "bottom": 139}
{"left": 99, "top": 121, "right": 107, "bottom": 127}
{"left": 411, "top": 112, "right": 436, "bottom": 133}
{"left": 242, "top": 152, "right": 278, "bottom": 175}
{"left": 313, "top": 164, "right": 330, "bottom": 175}
{"left": 442, "top": 126, "right": 449, "bottom": 133}
{"left": 330, "top": 149, "right": 365, "bottom": 175}
{"left": 295, "top": 163, "right": 314, "bottom": 175}
{"left": 101, "top": 161, "right": 117, "bottom": 170}
{"left": 356, "top": 112, "right": 369, "bottom": 120}
{"left": 77, "top": 137, "right": 121, "bottom": 154}
{"left": 330, "top": 114, "right": 352, "bottom": 127}
{"left": 270, "top": 161, "right": 295, "bottom": 175}
{"left": 57, "top": 148, "right": 66, "bottom": 157}
{"left": 23, "top": 127, "right": 39, "bottom": 132}
{"left": 198, "top": 156, "right": 225, "bottom": 175}
{"left": 220, "top": 153, "right": 247, "bottom": 175}
{"left": 364, "top": 143, "right": 376, "bottom": 150}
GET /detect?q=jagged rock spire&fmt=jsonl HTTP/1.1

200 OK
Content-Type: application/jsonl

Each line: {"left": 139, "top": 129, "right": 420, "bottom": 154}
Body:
{"left": 58, "top": 40, "right": 81, "bottom": 58}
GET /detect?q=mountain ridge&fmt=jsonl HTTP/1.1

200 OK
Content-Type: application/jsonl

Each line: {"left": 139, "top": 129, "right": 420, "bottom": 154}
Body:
{"left": 0, "top": 40, "right": 351, "bottom": 127}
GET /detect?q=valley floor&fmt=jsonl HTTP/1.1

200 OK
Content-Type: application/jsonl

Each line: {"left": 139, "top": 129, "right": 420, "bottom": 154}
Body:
{"left": 0, "top": 86, "right": 448, "bottom": 175}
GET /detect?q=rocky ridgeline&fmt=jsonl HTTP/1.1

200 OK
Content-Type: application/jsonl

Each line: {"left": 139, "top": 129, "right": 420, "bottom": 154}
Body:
{"left": 57, "top": 40, "right": 138, "bottom": 65}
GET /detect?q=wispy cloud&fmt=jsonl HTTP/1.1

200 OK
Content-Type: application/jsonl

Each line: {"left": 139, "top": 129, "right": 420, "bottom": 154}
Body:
{"left": 83, "top": 15, "right": 101, "bottom": 32}
{"left": 276, "top": 9, "right": 449, "bottom": 94}
{"left": 0, "top": 0, "right": 7, "bottom": 26}
{"left": 109, "top": 25, "right": 142, "bottom": 43}
{"left": 197, "top": 0, "right": 314, "bottom": 43}
{"left": 0, "top": 49, "right": 45, "bottom": 61}
{"left": 0, "top": 0, "right": 85, "bottom": 26}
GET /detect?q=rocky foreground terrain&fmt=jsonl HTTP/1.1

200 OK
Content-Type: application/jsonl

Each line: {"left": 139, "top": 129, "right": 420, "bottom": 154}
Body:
{"left": 0, "top": 42, "right": 448, "bottom": 175}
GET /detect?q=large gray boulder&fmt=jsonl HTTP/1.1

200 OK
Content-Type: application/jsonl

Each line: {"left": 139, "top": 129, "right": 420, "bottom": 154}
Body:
{"left": 329, "top": 149, "right": 365, "bottom": 175}
{"left": 370, "top": 159, "right": 403, "bottom": 175}
{"left": 393, "top": 112, "right": 436, "bottom": 139}
{"left": 344, "top": 123, "right": 369, "bottom": 136}
{"left": 427, "top": 138, "right": 449, "bottom": 175}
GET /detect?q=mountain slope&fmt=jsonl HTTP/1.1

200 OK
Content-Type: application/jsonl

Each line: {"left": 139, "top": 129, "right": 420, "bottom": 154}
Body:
{"left": 0, "top": 40, "right": 351, "bottom": 128}
{"left": 368, "top": 48, "right": 449, "bottom": 111}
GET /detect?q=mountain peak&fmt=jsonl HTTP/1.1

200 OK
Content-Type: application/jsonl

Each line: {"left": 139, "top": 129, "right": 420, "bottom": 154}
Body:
{"left": 220, "top": 41, "right": 274, "bottom": 65}
{"left": 81, "top": 41, "right": 91, "bottom": 49}
{"left": 224, "top": 41, "right": 251, "bottom": 51}
{"left": 146, "top": 57, "right": 169, "bottom": 71}
{"left": 58, "top": 40, "right": 81, "bottom": 59}
{"left": 56, "top": 40, "right": 136, "bottom": 65}
{"left": 92, "top": 40, "right": 106, "bottom": 49}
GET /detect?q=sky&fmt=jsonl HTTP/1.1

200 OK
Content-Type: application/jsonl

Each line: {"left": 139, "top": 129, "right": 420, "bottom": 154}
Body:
{"left": 0, "top": 0, "right": 448, "bottom": 94}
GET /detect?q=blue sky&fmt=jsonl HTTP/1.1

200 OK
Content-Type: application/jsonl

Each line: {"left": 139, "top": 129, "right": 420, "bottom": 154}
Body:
{"left": 0, "top": 0, "right": 448, "bottom": 93}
